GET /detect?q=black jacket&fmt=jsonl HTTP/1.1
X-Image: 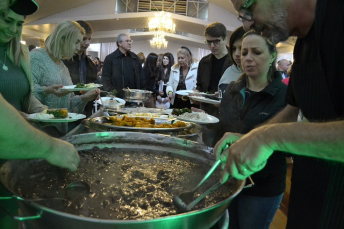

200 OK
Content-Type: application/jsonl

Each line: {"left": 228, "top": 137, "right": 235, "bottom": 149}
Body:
{"left": 196, "top": 49, "right": 233, "bottom": 118}
{"left": 101, "top": 49, "right": 145, "bottom": 98}
{"left": 143, "top": 67, "right": 158, "bottom": 94}
{"left": 219, "top": 72, "right": 287, "bottom": 196}
{"left": 63, "top": 54, "right": 98, "bottom": 85}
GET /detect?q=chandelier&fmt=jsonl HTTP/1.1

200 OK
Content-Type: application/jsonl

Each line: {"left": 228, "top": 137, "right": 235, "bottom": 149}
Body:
{"left": 148, "top": 11, "right": 175, "bottom": 49}
{"left": 150, "top": 32, "right": 168, "bottom": 49}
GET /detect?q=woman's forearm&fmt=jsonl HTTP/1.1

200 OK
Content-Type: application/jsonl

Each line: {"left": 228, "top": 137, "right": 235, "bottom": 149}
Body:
{"left": 0, "top": 95, "right": 53, "bottom": 160}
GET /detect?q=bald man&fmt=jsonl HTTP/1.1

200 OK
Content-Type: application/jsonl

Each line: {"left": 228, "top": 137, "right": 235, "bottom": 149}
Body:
{"left": 277, "top": 59, "right": 291, "bottom": 78}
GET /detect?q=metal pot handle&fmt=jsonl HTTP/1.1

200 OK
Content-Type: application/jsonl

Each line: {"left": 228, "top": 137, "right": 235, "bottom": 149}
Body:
{"left": 0, "top": 196, "right": 42, "bottom": 221}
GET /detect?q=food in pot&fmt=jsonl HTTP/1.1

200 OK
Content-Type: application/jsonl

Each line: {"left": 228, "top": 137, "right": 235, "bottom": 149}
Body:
{"left": 14, "top": 147, "right": 235, "bottom": 220}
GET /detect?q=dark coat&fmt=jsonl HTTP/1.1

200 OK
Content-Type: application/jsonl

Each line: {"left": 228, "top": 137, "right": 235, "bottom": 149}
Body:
{"left": 196, "top": 49, "right": 233, "bottom": 117}
{"left": 219, "top": 72, "right": 287, "bottom": 196}
{"left": 196, "top": 48, "right": 233, "bottom": 93}
{"left": 62, "top": 54, "right": 98, "bottom": 85}
{"left": 101, "top": 49, "right": 145, "bottom": 98}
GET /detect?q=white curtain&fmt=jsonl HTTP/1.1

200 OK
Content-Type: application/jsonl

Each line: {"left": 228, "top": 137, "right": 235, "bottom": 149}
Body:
{"left": 100, "top": 42, "right": 117, "bottom": 61}
{"left": 197, "top": 48, "right": 211, "bottom": 62}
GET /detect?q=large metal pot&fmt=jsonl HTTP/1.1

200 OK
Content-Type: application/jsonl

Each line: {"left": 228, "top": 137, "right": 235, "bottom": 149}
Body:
{"left": 0, "top": 132, "right": 244, "bottom": 229}
{"left": 123, "top": 88, "right": 152, "bottom": 101}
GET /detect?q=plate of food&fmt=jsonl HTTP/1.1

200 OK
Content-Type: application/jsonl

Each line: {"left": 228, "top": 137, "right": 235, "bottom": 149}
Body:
{"left": 89, "top": 116, "right": 193, "bottom": 132}
{"left": 123, "top": 113, "right": 174, "bottom": 119}
{"left": 96, "top": 97, "right": 126, "bottom": 108}
{"left": 60, "top": 83, "right": 102, "bottom": 92}
{"left": 176, "top": 112, "right": 219, "bottom": 124}
{"left": 109, "top": 107, "right": 169, "bottom": 114}
{"left": 175, "top": 90, "right": 195, "bottom": 96}
{"left": 189, "top": 95, "right": 221, "bottom": 105}
{"left": 27, "top": 109, "right": 86, "bottom": 123}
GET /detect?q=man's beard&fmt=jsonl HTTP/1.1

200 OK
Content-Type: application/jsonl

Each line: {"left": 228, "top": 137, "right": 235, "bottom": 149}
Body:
{"left": 252, "top": 1, "right": 290, "bottom": 44}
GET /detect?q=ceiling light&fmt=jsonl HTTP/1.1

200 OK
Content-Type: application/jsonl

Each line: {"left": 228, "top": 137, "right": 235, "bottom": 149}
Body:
{"left": 148, "top": 11, "right": 175, "bottom": 49}
{"left": 150, "top": 32, "right": 168, "bottom": 49}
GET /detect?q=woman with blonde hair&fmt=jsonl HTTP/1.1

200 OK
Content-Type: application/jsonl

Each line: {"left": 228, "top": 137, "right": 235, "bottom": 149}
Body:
{"left": 166, "top": 46, "right": 198, "bottom": 109}
{"left": 0, "top": 0, "right": 46, "bottom": 114}
{"left": 31, "top": 20, "right": 99, "bottom": 137}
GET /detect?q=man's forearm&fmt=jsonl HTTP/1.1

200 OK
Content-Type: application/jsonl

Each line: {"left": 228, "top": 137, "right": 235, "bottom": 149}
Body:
{"left": 266, "top": 104, "right": 299, "bottom": 124}
{"left": 266, "top": 120, "right": 344, "bottom": 162}
{"left": 0, "top": 95, "right": 53, "bottom": 160}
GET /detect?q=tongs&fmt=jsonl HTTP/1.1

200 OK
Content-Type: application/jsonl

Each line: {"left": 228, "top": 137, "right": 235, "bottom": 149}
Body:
{"left": 173, "top": 144, "right": 254, "bottom": 213}
{"left": 173, "top": 158, "right": 226, "bottom": 213}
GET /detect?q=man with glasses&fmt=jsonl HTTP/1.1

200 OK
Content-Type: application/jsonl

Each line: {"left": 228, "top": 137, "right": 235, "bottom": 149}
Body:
{"left": 195, "top": 22, "right": 233, "bottom": 147}
{"left": 102, "top": 34, "right": 145, "bottom": 98}
{"left": 215, "top": 0, "right": 344, "bottom": 228}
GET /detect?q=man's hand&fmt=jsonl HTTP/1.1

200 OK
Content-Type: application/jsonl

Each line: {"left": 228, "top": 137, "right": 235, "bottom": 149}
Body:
{"left": 44, "top": 139, "right": 80, "bottom": 172}
{"left": 215, "top": 127, "right": 274, "bottom": 181}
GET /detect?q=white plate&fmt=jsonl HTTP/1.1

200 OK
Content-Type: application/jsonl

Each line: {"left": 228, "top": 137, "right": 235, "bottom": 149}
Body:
{"left": 96, "top": 97, "right": 126, "bottom": 108}
{"left": 27, "top": 113, "right": 86, "bottom": 123}
{"left": 60, "top": 84, "right": 102, "bottom": 92}
{"left": 189, "top": 92, "right": 216, "bottom": 96}
{"left": 176, "top": 113, "right": 219, "bottom": 124}
{"left": 175, "top": 90, "right": 194, "bottom": 96}
{"left": 189, "top": 96, "right": 221, "bottom": 105}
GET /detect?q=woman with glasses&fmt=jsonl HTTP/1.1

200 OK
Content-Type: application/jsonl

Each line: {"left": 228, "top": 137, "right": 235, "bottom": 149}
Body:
{"left": 216, "top": 31, "right": 287, "bottom": 229}
{"left": 30, "top": 20, "right": 100, "bottom": 137}
{"left": 156, "top": 52, "right": 174, "bottom": 108}
{"left": 166, "top": 46, "right": 198, "bottom": 109}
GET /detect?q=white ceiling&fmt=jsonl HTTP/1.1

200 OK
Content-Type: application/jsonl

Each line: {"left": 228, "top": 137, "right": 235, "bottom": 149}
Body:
{"left": 21, "top": 0, "right": 295, "bottom": 53}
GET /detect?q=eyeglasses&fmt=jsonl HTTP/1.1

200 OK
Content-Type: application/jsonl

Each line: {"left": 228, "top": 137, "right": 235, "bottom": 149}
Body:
{"left": 122, "top": 39, "right": 133, "bottom": 44}
{"left": 237, "top": 0, "right": 256, "bottom": 22}
{"left": 204, "top": 39, "right": 222, "bottom": 46}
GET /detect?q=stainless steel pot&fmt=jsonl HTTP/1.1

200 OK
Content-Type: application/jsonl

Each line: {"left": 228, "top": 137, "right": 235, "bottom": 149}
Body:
{"left": 0, "top": 132, "right": 244, "bottom": 229}
{"left": 123, "top": 88, "right": 152, "bottom": 101}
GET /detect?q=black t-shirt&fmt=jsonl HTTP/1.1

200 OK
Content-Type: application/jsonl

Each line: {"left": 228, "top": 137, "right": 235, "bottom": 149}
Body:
{"left": 207, "top": 55, "right": 227, "bottom": 93}
{"left": 285, "top": 0, "right": 344, "bottom": 228}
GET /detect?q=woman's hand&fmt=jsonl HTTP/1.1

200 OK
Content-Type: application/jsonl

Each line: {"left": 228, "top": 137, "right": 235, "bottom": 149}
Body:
{"left": 168, "top": 92, "right": 173, "bottom": 99}
{"left": 191, "top": 107, "right": 204, "bottom": 113}
{"left": 157, "top": 95, "right": 162, "bottom": 103}
{"left": 80, "top": 89, "right": 100, "bottom": 102}
{"left": 44, "top": 85, "right": 71, "bottom": 97}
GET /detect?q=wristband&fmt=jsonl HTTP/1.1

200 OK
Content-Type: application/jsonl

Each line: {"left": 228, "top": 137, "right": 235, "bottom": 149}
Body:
{"left": 168, "top": 91, "right": 173, "bottom": 94}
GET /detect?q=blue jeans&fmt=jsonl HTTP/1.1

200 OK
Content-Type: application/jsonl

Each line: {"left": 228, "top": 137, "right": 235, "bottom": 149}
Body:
{"left": 228, "top": 193, "right": 284, "bottom": 229}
